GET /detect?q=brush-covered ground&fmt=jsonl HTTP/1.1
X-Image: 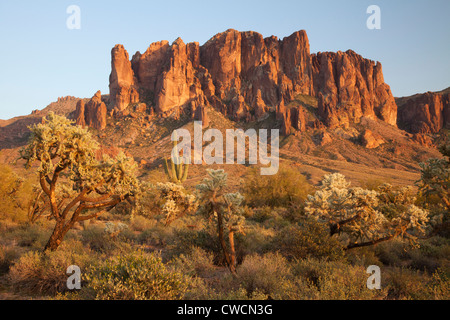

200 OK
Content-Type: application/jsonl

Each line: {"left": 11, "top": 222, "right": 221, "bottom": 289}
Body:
{"left": 0, "top": 95, "right": 448, "bottom": 300}
{"left": 0, "top": 161, "right": 448, "bottom": 300}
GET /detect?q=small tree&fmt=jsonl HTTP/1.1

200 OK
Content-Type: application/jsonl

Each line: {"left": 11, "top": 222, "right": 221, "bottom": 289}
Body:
{"left": 305, "top": 173, "right": 429, "bottom": 250}
{"left": 416, "top": 134, "right": 449, "bottom": 235}
{"left": 0, "top": 163, "right": 33, "bottom": 222}
{"left": 417, "top": 134, "right": 449, "bottom": 211}
{"left": 195, "top": 169, "right": 245, "bottom": 275}
{"left": 20, "top": 113, "right": 139, "bottom": 251}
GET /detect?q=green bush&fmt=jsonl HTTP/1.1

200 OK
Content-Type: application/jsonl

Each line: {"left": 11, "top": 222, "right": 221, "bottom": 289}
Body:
{"left": 345, "top": 247, "right": 382, "bottom": 267}
{"left": 291, "top": 259, "right": 385, "bottom": 300}
{"left": 237, "top": 225, "right": 274, "bottom": 256}
{"left": 242, "top": 167, "right": 314, "bottom": 208}
{"left": 8, "top": 239, "right": 95, "bottom": 295}
{"left": 80, "top": 250, "right": 189, "bottom": 300}
{"left": 235, "top": 252, "right": 291, "bottom": 297}
{"left": 0, "top": 245, "right": 22, "bottom": 275}
{"left": 169, "top": 246, "right": 216, "bottom": 278}
{"left": 16, "top": 224, "right": 53, "bottom": 249}
{"left": 229, "top": 252, "right": 319, "bottom": 300}
{"left": 383, "top": 267, "right": 449, "bottom": 300}
{"left": 129, "top": 215, "right": 157, "bottom": 232}
{"left": 3, "top": 222, "right": 55, "bottom": 250}
{"left": 167, "top": 228, "right": 222, "bottom": 263}
{"left": 407, "top": 237, "right": 450, "bottom": 273}
{"left": 270, "top": 218, "right": 345, "bottom": 261}
{"left": 0, "top": 164, "right": 34, "bottom": 223}
{"left": 374, "top": 240, "right": 410, "bottom": 267}
{"left": 136, "top": 221, "right": 176, "bottom": 250}
{"left": 210, "top": 287, "right": 269, "bottom": 300}
{"left": 80, "top": 224, "right": 132, "bottom": 254}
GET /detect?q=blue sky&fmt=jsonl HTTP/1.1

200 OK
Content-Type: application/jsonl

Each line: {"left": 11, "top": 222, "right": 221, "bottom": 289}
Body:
{"left": 0, "top": 0, "right": 449, "bottom": 120}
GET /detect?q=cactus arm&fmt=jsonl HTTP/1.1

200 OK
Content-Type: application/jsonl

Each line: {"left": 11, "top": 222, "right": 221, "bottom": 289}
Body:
{"left": 180, "top": 163, "right": 189, "bottom": 183}
{"left": 164, "top": 158, "right": 172, "bottom": 181}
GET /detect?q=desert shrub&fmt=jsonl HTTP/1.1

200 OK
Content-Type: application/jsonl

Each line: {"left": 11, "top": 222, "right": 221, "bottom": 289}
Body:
{"left": 227, "top": 252, "right": 319, "bottom": 300}
{"left": 361, "top": 177, "right": 389, "bottom": 191}
{"left": 8, "top": 239, "right": 95, "bottom": 295}
{"left": 234, "top": 253, "right": 290, "bottom": 297}
{"left": 80, "top": 250, "right": 189, "bottom": 300}
{"left": 384, "top": 267, "right": 449, "bottom": 300}
{"left": 417, "top": 135, "right": 449, "bottom": 213}
{"left": 167, "top": 225, "right": 249, "bottom": 268}
{"left": 408, "top": 250, "right": 441, "bottom": 273}
{"left": 270, "top": 218, "right": 345, "bottom": 261}
{"left": 128, "top": 215, "right": 157, "bottom": 232}
{"left": 242, "top": 167, "right": 314, "bottom": 208}
{"left": 210, "top": 287, "right": 270, "bottom": 300}
{"left": 0, "top": 219, "right": 20, "bottom": 234}
{"left": 0, "top": 245, "right": 22, "bottom": 275}
{"left": 374, "top": 240, "right": 410, "bottom": 267}
{"left": 291, "top": 258, "right": 384, "bottom": 300}
{"left": 427, "top": 269, "right": 450, "bottom": 300}
{"left": 136, "top": 220, "right": 176, "bottom": 250}
{"left": 7, "top": 223, "right": 53, "bottom": 250}
{"left": 345, "top": 247, "right": 382, "bottom": 267}
{"left": 0, "top": 164, "right": 34, "bottom": 223}
{"left": 169, "top": 246, "right": 216, "bottom": 277}
{"left": 237, "top": 225, "right": 274, "bottom": 256}
{"left": 406, "top": 237, "right": 450, "bottom": 273}
{"left": 80, "top": 224, "right": 132, "bottom": 253}
{"left": 249, "top": 206, "right": 274, "bottom": 223}
{"left": 166, "top": 228, "right": 222, "bottom": 262}
{"left": 249, "top": 206, "right": 293, "bottom": 230}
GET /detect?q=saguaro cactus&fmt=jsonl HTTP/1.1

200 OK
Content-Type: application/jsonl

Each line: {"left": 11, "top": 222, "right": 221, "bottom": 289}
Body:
{"left": 164, "top": 132, "right": 189, "bottom": 184}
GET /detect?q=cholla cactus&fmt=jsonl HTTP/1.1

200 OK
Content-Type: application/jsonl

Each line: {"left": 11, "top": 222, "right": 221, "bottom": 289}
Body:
{"left": 195, "top": 169, "right": 245, "bottom": 275}
{"left": 156, "top": 182, "right": 196, "bottom": 226}
{"left": 305, "top": 173, "right": 429, "bottom": 249}
{"left": 20, "top": 112, "right": 140, "bottom": 251}
{"left": 417, "top": 136, "right": 449, "bottom": 211}
{"left": 164, "top": 132, "right": 189, "bottom": 184}
{"left": 416, "top": 135, "right": 449, "bottom": 234}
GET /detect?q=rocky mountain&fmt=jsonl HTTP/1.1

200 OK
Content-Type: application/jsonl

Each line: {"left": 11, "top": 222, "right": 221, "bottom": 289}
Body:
{"left": 74, "top": 91, "right": 108, "bottom": 130}
{"left": 0, "top": 96, "right": 83, "bottom": 149}
{"left": 105, "top": 29, "right": 397, "bottom": 135}
{"left": 396, "top": 87, "right": 450, "bottom": 134}
{"left": 0, "top": 29, "right": 447, "bottom": 187}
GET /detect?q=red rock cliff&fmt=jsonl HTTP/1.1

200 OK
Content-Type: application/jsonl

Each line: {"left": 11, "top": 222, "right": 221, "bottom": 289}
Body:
{"left": 397, "top": 89, "right": 450, "bottom": 133}
{"left": 108, "top": 29, "right": 398, "bottom": 133}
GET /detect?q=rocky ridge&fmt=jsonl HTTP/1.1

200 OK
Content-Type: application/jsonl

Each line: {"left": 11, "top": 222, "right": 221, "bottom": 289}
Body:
{"left": 397, "top": 88, "right": 450, "bottom": 134}
{"left": 104, "top": 29, "right": 398, "bottom": 135}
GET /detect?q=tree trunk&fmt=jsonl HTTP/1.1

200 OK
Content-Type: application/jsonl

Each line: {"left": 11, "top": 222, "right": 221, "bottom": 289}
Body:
{"left": 228, "top": 230, "right": 236, "bottom": 272}
{"left": 43, "top": 219, "right": 71, "bottom": 251}
{"left": 216, "top": 210, "right": 236, "bottom": 275}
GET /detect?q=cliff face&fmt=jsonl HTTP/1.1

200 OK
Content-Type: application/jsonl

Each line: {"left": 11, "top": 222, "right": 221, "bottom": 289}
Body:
{"left": 312, "top": 50, "right": 397, "bottom": 128}
{"left": 107, "top": 29, "right": 398, "bottom": 133}
{"left": 74, "top": 91, "right": 107, "bottom": 130}
{"left": 397, "top": 89, "right": 450, "bottom": 134}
